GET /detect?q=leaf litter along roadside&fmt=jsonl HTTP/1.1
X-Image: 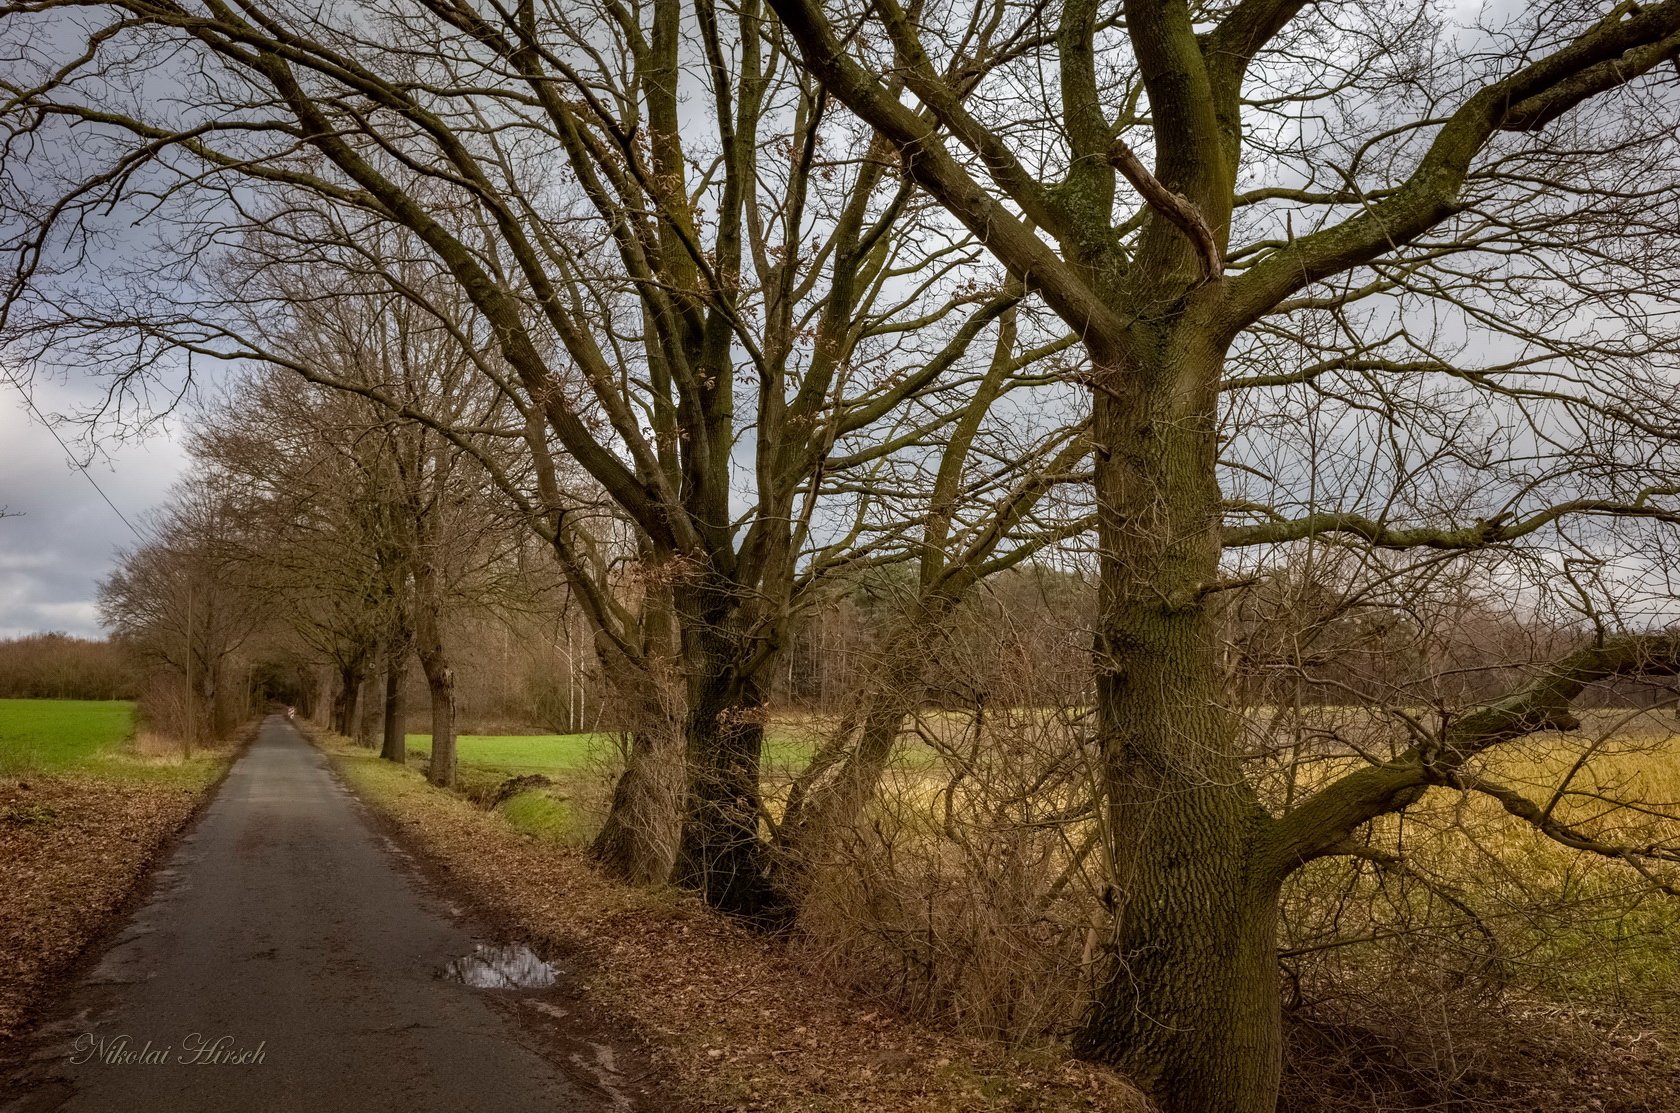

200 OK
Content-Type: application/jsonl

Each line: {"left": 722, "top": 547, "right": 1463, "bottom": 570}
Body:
{"left": 0, "top": 742, "right": 235, "bottom": 1043}
{"left": 323, "top": 737, "right": 1148, "bottom": 1113}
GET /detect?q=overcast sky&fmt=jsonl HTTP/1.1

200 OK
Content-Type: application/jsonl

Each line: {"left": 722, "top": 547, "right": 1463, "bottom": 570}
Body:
{"left": 0, "top": 379, "right": 188, "bottom": 639}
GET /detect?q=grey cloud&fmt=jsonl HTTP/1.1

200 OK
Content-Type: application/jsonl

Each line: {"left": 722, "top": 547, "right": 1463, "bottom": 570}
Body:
{"left": 0, "top": 382, "right": 188, "bottom": 638}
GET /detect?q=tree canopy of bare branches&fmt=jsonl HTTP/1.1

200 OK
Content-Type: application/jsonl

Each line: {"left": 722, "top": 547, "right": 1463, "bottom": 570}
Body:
{"left": 0, "top": 0, "right": 1088, "bottom": 913}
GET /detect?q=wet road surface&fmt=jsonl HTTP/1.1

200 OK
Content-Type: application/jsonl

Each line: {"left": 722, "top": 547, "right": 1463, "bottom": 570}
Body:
{"left": 1, "top": 717, "right": 610, "bottom": 1112}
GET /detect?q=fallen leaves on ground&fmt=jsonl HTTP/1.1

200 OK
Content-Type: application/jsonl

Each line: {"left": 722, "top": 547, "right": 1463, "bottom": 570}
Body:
{"left": 0, "top": 775, "right": 208, "bottom": 1041}
{"left": 331, "top": 749, "right": 1148, "bottom": 1113}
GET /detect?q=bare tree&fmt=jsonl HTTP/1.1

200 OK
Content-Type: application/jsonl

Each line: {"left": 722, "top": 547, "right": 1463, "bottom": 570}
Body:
{"left": 193, "top": 287, "right": 524, "bottom": 786}
{"left": 0, "top": 0, "right": 1084, "bottom": 912}
{"left": 776, "top": 303, "right": 1090, "bottom": 888}
{"left": 99, "top": 475, "right": 268, "bottom": 746}
{"left": 763, "top": 1, "right": 1680, "bottom": 1109}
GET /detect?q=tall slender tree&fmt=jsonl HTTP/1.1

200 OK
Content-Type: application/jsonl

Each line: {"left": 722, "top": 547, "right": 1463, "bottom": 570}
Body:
{"left": 100, "top": 475, "right": 268, "bottom": 744}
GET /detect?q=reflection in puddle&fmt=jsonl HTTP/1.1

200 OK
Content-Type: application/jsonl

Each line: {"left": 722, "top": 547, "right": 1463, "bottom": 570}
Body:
{"left": 442, "top": 944, "right": 559, "bottom": 989}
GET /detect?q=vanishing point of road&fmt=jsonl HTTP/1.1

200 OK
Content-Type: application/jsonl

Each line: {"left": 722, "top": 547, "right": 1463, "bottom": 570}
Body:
{"left": 1, "top": 716, "right": 620, "bottom": 1112}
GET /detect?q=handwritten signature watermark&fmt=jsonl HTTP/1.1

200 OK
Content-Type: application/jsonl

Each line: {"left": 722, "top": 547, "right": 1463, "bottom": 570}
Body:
{"left": 69, "top": 1033, "right": 267, "bottom": 1066}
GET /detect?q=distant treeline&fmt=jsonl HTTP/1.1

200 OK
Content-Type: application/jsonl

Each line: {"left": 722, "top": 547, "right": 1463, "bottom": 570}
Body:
{"left": 0, "top": 633, "right": 139, "bottom": 700}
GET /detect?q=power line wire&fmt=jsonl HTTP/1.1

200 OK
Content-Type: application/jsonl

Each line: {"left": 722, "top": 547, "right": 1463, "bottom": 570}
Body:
{"left": 2, "top": 369, "right": 146, "bottom": 541}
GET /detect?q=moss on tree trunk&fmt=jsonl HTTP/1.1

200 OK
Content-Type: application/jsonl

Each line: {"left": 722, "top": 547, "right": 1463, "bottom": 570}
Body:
{"left": 1072, "top": 336, "right": 1282, "bottom": 1113}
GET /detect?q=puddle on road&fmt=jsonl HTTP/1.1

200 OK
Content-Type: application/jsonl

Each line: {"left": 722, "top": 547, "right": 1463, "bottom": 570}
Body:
{"left": 442, "top": 943, "right": 559, "bottom": 989}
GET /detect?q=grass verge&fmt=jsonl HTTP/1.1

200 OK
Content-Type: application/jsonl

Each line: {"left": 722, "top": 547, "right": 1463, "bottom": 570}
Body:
{"left": 403, "top": 727, "right": 828, "bottom": 780}
{"left": 324, "top": 737, "right": 1144, "bottom": 1113}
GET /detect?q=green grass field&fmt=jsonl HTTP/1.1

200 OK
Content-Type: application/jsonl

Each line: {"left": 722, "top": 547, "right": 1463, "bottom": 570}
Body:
{"left": 0, "top": 697, "right": 226, "bottom": 787}
{"left": 395, "top": 727, "right": 828, "bottom": 846}
{"left": 405, "top": 731, "right": 603, "bottom": 774}
{"left": 398, "top": 732, "right": 603, "bottom": 845}
{"left": 0, "top": 699, "right": 135, "bottom": 771}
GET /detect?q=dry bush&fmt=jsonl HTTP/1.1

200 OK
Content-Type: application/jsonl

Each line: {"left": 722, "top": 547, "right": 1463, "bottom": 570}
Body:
{"left": 135, "top": 674, "right": 194, "bottom": 743}
{"left": 1279, "top": 974, "right": 1680, "bottom": 1113}
{"left": 795, "top": 762, "right": 1094, "bottom": 1039}
{"left": 1261, "top": 709, "right": 1680, "bottom": 1112}
{"left": 131, "top": 730, "right": 188, "bottom": 759}
{"left": 782, "top": 553, "right": 1680, "bottom": 1110}
{"left": 1277, "top": 838, "right": 1680, "bottom": 1113}
{"left": 134, "top": 668, "right": 248, "bottom": 747}
{"left": 791, "top": 579, "right": 1103, "bottom": 1043}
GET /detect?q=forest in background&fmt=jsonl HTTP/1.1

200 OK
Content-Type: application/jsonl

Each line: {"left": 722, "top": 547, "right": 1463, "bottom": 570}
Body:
{"left": 0, "top": 634, "right": 135, "bottom": 701}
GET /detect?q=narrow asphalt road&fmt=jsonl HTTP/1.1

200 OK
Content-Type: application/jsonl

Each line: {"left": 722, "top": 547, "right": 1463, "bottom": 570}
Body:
{"left": 1, "top": 717, "right": 611, "bottom": 1113}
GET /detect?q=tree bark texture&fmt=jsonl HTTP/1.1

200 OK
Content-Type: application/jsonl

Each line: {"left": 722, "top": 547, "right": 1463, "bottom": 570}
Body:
{"left": 670, "top": 578, "right": 782, "bottom": 920}
{"left": 380, "top": 660, "right": 407, "bottom": 764}
{"left": 1072, "top": 330, "right": 1280, "bottom": 1113}
{"left": 413, "top": 581, "right": 456, "bottom": 788}
{"left": 590, "top": 724, "right": 685, "bottom": 885}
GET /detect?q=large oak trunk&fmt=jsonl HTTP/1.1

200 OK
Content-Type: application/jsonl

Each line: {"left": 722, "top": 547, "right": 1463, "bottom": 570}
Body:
{"left": 313, "top": 666, "right": 333, "bottom": 727}
{"left": 590, "top": 586, "right": 686, "bottom": 886}
{"left": 1071, "top": 340, "right": 1281, "bottom": 1113}
{"left": 671, "top": 580, "right": 781, "bottom": 919}
{"left": 590, "top": 653, "right": 684, "bottom": 886}
{"left": 591, "top": 724, "right": 684, "bottom": 884}
{"left": 1076, "top": 853, "right": 1280, "bottom": 1113}
{"left": 356, "top": 646, "right": 381, "bottom": 748}
{"left": 1074, "top": 636, "right": 1281, "bottom": 1113}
